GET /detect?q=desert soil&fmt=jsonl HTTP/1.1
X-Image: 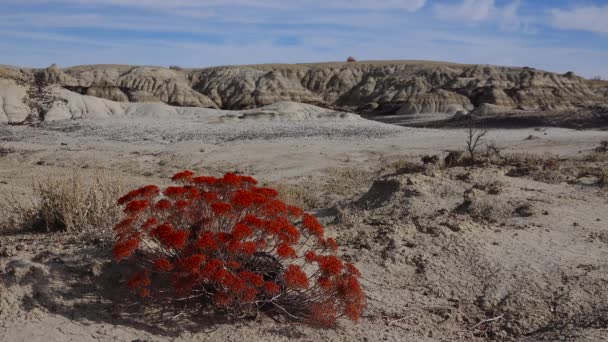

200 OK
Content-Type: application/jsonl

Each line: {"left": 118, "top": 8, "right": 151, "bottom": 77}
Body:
{"left": 1, "top": 117, "right": 608, "bottom": 341}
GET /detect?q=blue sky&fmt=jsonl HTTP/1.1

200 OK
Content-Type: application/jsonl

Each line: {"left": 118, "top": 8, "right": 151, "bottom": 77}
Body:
{"left": 1, "top": 0, "right": 607, "bottom": 78}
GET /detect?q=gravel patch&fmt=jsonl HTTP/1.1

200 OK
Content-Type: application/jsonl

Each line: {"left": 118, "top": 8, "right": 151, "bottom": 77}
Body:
{"left": 1, "top": 118, "right": 406, "bottom": 145}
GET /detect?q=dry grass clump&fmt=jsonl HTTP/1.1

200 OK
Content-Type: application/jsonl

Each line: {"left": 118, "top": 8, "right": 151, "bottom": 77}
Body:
{"left": 269, "top": 167, "right": 374, "bottom": 211}
{"left": 584, "top": 152, "right": 608, "bottom": 163}
{"left": 500, "top": 153, "right": 546, "bottom": 168}
{"left": 387, "top": 158, "right": 425, "bottom": 174}
{"left": 595, "top": 140, "right": 608, "bottom": 153}
{"left": 2, "top": 169, "right": 123, "bottom": 236}
{"left": 323, "top": 167, "right": 373, "bottom": 194}
{"left": 272, "top": 182, "right": 324, "bottom": 211}
{"left": 597, "top": 170, "right": 608, "bottom": 189}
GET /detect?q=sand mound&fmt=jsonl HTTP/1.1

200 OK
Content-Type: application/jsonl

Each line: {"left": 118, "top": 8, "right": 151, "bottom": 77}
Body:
{"left": 220, "top": 101, "right": 359, "bottom": 122}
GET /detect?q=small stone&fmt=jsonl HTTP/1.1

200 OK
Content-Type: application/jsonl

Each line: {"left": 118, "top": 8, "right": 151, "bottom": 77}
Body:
{"left": 573, "top": 222, "right": 580, "bottom": 227}
{"left": 88, "top": 261, "right": 105, "bottom": 277}
{"left": 515, "top": 204, "right": 535, "bottom": 217}
{"left": 542, "top": 210, "right": 549, "bottom": 215}
{"left": 15, "top": 244, "right": 25, "bottom": 251}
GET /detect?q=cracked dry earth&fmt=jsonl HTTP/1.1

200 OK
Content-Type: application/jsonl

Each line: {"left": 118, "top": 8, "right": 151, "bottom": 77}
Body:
{"left": 1, "top": 122, "right": 608, "bottom": 341}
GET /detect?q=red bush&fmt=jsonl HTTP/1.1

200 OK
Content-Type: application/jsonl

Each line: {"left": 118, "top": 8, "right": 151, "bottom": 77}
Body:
{"left": 113, "top": 171, "right": 365, "bottom": 326}
{"left": 346, "top": 56, "right": 357, "bottom": 63}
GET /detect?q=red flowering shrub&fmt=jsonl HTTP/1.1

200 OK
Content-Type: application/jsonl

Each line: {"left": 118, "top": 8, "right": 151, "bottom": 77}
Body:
{"left": 113, "top": 171, "right": 365, "bottom": 326}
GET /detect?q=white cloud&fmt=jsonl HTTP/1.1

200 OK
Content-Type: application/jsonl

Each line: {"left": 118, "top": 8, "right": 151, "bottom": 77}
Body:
{"left": 551, "top": 5, "right": 608, "bottom": 34}
{"left": 3, "top": 23, "right": 607, "bottom": 80}
{"left": 434, "top": 0, "right": 527, "bottom": 31}
{"left": 434, "top": 0, "right": 495, "bottom": 22}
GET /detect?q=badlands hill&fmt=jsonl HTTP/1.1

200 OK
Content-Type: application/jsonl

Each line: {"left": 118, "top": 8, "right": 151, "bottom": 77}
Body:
{"left": 1, "top": 61, "right": 607, "bottom": 124}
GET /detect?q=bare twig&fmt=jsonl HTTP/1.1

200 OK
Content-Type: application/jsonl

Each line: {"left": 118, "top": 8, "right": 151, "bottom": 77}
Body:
{"left": 470, "top": 314, "right": 504, "bottom": 330}
{"left": 387, "top": 316, "right": 410, "bottom": 326}
{"left": 466, "top": 126, "right": 488, "bottom": 165}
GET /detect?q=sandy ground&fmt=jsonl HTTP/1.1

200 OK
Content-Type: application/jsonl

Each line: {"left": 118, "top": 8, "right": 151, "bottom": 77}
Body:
{"left": 1, "top": 116, "right": 608, "bottom": 341}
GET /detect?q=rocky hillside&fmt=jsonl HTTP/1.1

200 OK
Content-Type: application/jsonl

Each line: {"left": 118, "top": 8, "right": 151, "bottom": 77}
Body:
{"left": 1, "top": 61, "right": 606, "bottom": 124}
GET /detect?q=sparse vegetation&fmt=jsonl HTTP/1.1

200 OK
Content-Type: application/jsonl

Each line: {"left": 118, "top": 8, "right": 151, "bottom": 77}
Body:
{"left": 598, "top": 170, "right": 608, "bottom": 189}
{"left": 465, "top": 127, "right": 488, "bottom": 165}
{"left": 272, "top": 182, "right": 323, "bottom": 210}
{"left": 323, "top": 167, "right": 373, "bottom": 195}
{"left": 595, "top": 140, "right": 608, "bottom": 154}
{"left": 113, "top": 171, "right": 365, "bottom": 326}
{"left": 2, "top": 169, "right": 123, "bottom": 235}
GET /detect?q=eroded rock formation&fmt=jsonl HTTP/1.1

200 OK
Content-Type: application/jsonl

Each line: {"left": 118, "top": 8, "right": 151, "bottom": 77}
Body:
{"left": 0, "top": 61, "right": 606, "bottom": 123}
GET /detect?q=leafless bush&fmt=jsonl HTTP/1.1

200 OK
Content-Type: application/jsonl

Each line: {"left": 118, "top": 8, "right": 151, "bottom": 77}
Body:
{"left": 169, "top": 65, "right": 183, "bottom": 71}
{"left": 444, "top": 151, "right": 464, "bottom": 168}
{"left": 465, "top": 127, "right": 488, "bottom": 165}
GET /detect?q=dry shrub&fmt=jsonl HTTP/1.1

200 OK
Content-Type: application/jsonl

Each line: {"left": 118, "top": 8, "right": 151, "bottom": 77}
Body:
{"left": 113, "top": 171, "right": 365, "bottom": 326}
{"left": 465, "top": 127, "right": 488, "bottom": 165}
{"left": 584, "top": 152, "right": 608, "bottom": 163}
{"left": 474, "top": 180, "right": 504, "bottom": 195}
{"left": 323, "top": 167, "right": 373, "bottom": 195}
{"left": 335, "top": 207, "right": 364, "bottom": 227}
{"left": 500, "top": 153, "right": 546, "bottom": 168}
{"left": 272, "top": 183, "right": 323, "bottom": 211}
{"left": 598, "top": 170, "right": 608, "bottom": 189}
{"left": 2, "top": 169, "right": 123, "bottom": 235}
{"left": 458, "top": 188, "right": 499, "bottom": 223}
{"left": 388, "top": 158, "right": 424, "bottom": 173}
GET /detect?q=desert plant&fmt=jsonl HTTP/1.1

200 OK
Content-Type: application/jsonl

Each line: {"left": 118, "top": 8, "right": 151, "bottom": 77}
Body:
{"left": 272, "top": 182, "right": 323, "bottom": 211}
{"left": 113, "top": 171, "right": 365, "bottom": 326}
{"left": 346, "top": 56, "right": 357, "bottom": 63}
{"left": 2, "top": 169, "right": 123, "bottom": 235}
{"left": 599, "top": 170, "right": 608, "bottom": 189}
{"left": 465, "top": 127, "right": 488, "bottom": 165}
{"left": 596, "top": 140, "right": 608, "bottom": 154}
{"left": 169, "top": 65, "right": 183, "bottom": 71}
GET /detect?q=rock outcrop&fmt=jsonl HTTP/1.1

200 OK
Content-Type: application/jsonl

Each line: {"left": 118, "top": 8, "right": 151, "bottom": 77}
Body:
{"left": 40, "top": 86, "right": 356, "bottom": 123}
{"left": 396, "top": 89, "right": 474, "bottom": 115}
{"left": 0, "top": 61, "right": 606, "bottom": 124}
{"left": 0, "top": 79, "right": 30, "bottom": 123}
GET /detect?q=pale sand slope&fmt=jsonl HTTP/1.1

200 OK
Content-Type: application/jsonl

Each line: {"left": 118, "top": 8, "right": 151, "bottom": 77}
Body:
{"left": 1, "top": 116, "right": 608, "bottom": 341}
{"left": 45, "top": 86, "right": 360, "bottom": 122}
